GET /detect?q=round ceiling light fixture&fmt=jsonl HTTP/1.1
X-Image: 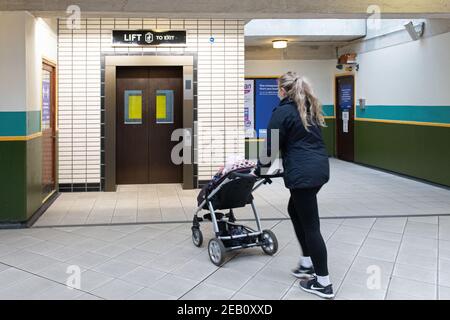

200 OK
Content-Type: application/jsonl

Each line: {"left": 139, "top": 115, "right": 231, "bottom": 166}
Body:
{"left": 272, "top": 40, "right": 288, "bottom": 49}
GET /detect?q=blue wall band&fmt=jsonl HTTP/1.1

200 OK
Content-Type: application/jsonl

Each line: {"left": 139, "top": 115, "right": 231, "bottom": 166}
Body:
{"left": 356, "top": 105, "right": 450, "bottom": 124}
{"left": 0, "top": 111, "right": 41, "bottom": 136}
{"left": 322, "top": 105, "right": 334, "bottom": 117}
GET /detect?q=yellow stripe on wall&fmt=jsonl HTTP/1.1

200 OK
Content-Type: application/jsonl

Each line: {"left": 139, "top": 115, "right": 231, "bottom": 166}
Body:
{"left": 355, "top": 118, "right": 450, "bottom": 128}
{"left": 0, "top": 132, "right": 43, "bottom": 141}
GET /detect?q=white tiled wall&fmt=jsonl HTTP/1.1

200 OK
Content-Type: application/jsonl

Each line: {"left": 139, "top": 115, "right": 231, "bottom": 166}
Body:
{"left": 58, "top": 18, "right": 245, "bottom": 186}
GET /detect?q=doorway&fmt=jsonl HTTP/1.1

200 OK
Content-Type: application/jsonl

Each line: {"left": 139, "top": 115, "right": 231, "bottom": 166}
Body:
{"left": 335, "top": 74, "right": 355, "bottom": 162}
{"left": 116, "top": 66, "right": 183, "bottom": 184}
{"left": 42, "top": 60, "right": 57, "bottom": 200}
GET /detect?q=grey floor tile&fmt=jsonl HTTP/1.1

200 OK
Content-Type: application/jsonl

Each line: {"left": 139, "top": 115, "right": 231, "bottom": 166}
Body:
{"left": 0, "top": 268, "right": 34, "bottom": 288}
{"left": 337, "top": 282, "right": 386, "bottom": 300}
{"left": 79, "top": 270, "right": 114, "bottom": 292}
{"left": 439, "top": 286, "right": 450, "bottom": 300}
{"left": 171, "top": 259, "right": 218, "bottom": 281}
{"left": 42, "top": 246, "right": 86, "bottom": 262}
{"left": 181, "top": 283, "right": 235, "bottom": 300}
{"left": 35, "top": 284, "right": 86, "bottom": 300}
{"left": 92, "top": 259, "right": 139, "bottom": 278}
{"left": 38, "top": 261, "right": 83, "bottom": 283}
{"left": 388, "top": 276, "right": 437, "bottom": 299}
{"left": 254, "top": 265, "right": 297, "bottom": 286}
{"left": 65, "top": 252, "right": 111, "bottom": 269}
{"left": 358, "top": 238, "right": 400, "bottom": 262}
{"left": 93, "top": 244, "right": 130, "bottom": 258}
{"left": 204, "top": 268, "right": 253, "bottom": 291}
{"left": 20, "top": 255, "right": 61, "bottom": 273}
{"left": 396, "top": 251, "right": 437, "bottom": 271}
{"left": 0, "top": 244, "right": 19, "bottom": 258}
{"left": 120, "top": 266, "right": 167, "bottom": 287}
{"left": 239, "top": 277, "right": 290, "bottom": 300}
{"left": 22, "top": 241, "right": 64, "bottom": 255}
{"left": 114, "top": 248, "right": 157, "bottom": 266}
{"left": 367, "top": 230, "right": 403, "bottom": 243}
{"left": 0, "top": 275, "right": 57, "bottom": 300}
{"left": 231, "top": 292, "right": 265, "bottom": 300}
{"left": 439, "top": 270, "right": 450, "bottom": 288}
{"left": 128, "top": 287, "right": 177, "bottom": 300}
{"left": 386, "top": 290, "right": 424, "bottom": 300}
{"left": 90, "top": 278, "right": 144, "bottom": 300}
{"left": 150, "top": 274, "right": 198, "bottom": 297}
{"left": 404, "top": 221, "right": 438, "bottom": 239}
{"left": 0, "top": 250, "right": 43, "bottom": 266}
{"left": 393, "top": 263, "right": 437, "bottom": 284}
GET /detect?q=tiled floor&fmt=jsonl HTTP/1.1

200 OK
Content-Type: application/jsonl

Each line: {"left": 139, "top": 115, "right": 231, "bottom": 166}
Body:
{"left": 1, "top": 216, "right": 449, "bottom": 300}
{"left": 35, "top": 159, "right": 450, "bottom": 227}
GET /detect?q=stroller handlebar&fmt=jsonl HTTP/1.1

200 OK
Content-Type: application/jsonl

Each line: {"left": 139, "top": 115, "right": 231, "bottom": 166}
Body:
{"left": 228, "top": 169, "right": 284, "bottom": 185}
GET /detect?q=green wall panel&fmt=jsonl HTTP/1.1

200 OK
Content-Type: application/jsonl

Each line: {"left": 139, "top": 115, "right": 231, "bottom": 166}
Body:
{"left": 26, "top": 137, "right": 43, "bottom": 219}
{"left": 355, "top": 121, "right": 450, "bottom": 187}
{"left": 322, "top": 119, "right": 335, "bottom": 157}
{"left": 0, "top": 137, "right": 43, "bottom": 223}
{"left": 0, "top": 141, "right": 27, "bottom": 222}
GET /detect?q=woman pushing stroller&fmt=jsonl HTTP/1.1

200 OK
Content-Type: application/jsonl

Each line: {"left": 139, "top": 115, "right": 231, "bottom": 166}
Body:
{"left": 255, "top": 72, "right": 334, "bottom": 299}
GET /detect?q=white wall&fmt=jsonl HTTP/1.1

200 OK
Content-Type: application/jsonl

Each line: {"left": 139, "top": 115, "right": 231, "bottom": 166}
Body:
{"left": 245, "top": 59, "right": 336, "bottom": 105}
{"left": 35, "top": 18, "right": 57, "bottom": 62}
{"left": 0, "top": 12, "right": 28, "bottom": 111}
{"left": 356, "top": 31, "right": 450, "bottom": 106}
{"left": 0, "top": 12, "right": 57, "bottom": 113}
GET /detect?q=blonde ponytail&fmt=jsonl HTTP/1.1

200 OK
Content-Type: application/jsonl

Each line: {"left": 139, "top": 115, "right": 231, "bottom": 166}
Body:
{"left": 278, "top": 72, "right": 326, "bottom": 131}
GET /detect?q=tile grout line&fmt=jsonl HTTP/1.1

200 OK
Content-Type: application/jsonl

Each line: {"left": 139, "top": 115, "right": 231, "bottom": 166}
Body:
{"left": 227, "top": 219, "right": 293, "bottom": 300}
{"left": 174, "top": 184, "right": 190, "bottom": 220}
{"left": 333, "top": 217, "right": 377, "bottom": 298}
{"left": 179, "top": 219, "right": 285, "bottom": 300}
{"left": 383, "top": 216, "right": 408, "bottom": 300}
{"left": 0, "top": 261, "right": 104, "bottom": 300}
{"left": 34, "top": 212, "right": 450, "bottom": 229}
{"left": 279, "top": 217, "right": 343, "bottom": 300}
{"left": 84, "top": 194, "right": 100, "bottom": 225}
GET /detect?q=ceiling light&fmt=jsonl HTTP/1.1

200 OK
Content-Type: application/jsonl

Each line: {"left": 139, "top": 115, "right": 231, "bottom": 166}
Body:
{"left": 272, "top": 40, "right": 288, "bottom": 49}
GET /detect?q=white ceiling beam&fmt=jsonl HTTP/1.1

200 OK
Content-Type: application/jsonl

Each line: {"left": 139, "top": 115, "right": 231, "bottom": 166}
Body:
{"left": 1, "top": 0, "right": 449, "bottom": 19}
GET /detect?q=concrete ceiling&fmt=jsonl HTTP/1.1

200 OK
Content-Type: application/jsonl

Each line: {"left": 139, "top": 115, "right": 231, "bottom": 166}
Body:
{"left": 1, "top": 0, "right": 450, "bottom": 19}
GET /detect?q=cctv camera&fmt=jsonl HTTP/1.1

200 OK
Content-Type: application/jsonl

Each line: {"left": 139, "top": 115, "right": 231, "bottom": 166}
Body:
{"left": 405, "top": 21, "right": 425, "bottom": 41}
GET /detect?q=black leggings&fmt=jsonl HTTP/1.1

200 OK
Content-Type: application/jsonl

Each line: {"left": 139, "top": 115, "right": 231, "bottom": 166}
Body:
{"left": 288, "top": 187, "right": 329, "bottom": 276}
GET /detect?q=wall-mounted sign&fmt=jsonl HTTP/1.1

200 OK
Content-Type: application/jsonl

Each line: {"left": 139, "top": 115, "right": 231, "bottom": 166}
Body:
{"left": 339, "top": 83, "right": 353, "bottom": 110}
{"left": 244, "top": 80, "right": 255, "bottom": 138}
{"left": 112, "top": 30, "right": 186, "bottom": 46}
{"left": 42, "top": 79, "right": 51, "bottom": 129}
{"left": 254, "top": 79, "right": 280, "bottom": 138}
{"left": 342, "top": 111, "right": 349, "bottom": 133}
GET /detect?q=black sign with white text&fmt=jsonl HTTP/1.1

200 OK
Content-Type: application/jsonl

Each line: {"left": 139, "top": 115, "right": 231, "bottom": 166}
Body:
{"left": 112, "top": 30, "right": 186, "bottom": 46}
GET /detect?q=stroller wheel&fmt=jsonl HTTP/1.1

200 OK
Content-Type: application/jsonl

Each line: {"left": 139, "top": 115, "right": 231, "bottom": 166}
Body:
{"left": 208, "top": 238, "right": 226, "bottom": 266}
{"left": 261, "top": 230, "right": 278, "bottom": 255}
{"left": 192, "top": 228, "right": 203, "bottom": 247}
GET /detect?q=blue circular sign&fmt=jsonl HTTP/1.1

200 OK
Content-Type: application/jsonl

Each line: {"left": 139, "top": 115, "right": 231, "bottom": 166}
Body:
{"left": 209, "top": 37, "right": 215, "bottom": 43}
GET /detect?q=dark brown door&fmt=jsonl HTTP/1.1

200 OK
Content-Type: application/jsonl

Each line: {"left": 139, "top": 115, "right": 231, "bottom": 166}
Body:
{"left": 42, "top": 61, "right": 56, "bottom": 199}
{"left": 336, "top": 75, "right": 355, "bottom": 162}
{"left": 116, "top": 66, "right": 183, "bottom": 184}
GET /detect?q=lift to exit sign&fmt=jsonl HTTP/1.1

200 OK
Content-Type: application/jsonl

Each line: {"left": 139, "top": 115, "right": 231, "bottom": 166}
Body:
{"left": 112, "top": 30, "right": 186, "bottom": 46}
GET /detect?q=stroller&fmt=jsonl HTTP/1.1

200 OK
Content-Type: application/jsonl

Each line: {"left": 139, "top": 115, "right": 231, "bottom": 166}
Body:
{"left": 191, "top": 164, "right": 283, "bottom": 266}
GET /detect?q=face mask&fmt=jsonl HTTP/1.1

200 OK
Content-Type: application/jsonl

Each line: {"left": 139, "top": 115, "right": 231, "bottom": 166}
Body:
{"left": 278, "top": 89, "right": 285, "bottom": 100}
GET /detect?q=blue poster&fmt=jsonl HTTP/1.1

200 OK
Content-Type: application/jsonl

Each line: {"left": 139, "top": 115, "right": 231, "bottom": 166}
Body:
{"left": 339, "top": 83, "right": 353, "bottom": 110}
{"left": 42, "top": 80, "right": 51, "bottom": 128}
{"left": 254, "top": 79, "right": 280, "bottom": 138}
